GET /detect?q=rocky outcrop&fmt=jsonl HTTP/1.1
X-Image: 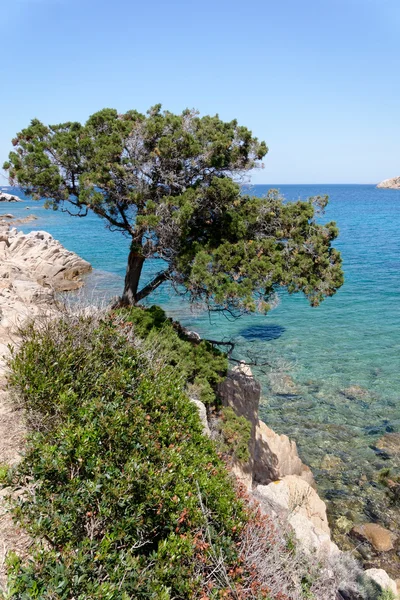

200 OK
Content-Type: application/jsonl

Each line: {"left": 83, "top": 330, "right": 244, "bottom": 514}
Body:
{"left": 254, "top": 420, "right": 315, "bottom": 487}
{"left": 0, "top": 192, "right": 21, "bottom": 203}
{"left": 214, "top": 365, "right": 400, "bottom": 592}
{"left": 218, "top": 363, "right": 314, "bottom": 490}
{"left": 0, "top": 224, "right": 91, "bottom": 294}
{"left": 256, "top": 475, "right": 339, "bottom": 556}
{"left": 0, "top": 224, "right": 91, "bottom": 348}
{"left": 218, "top": 363, "right": 261, "bottom": 488}
{"left": 377, "top": 176, "right": 400, "bottom": 189}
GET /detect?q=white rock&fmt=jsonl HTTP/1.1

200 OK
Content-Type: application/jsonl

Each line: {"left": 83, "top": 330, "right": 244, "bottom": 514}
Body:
{"left": 190, "top": 397, "right": 211, "bottom": 437}
{"left": 288, "top": 512, "right": 340, "bottom": 555}
{"left": 254, "top": 419, "right": 315, "bottom": 487}
{"left": 256, "top": 475, "right": 336, "bottom": 555}
{"left": 364, "top": 568, "right": 398, "bottom": 597}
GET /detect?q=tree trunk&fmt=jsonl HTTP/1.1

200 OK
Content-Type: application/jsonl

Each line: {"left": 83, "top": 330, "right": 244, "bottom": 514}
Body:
{"left": 120, "top": 249, "right": 145, "bottom": 305}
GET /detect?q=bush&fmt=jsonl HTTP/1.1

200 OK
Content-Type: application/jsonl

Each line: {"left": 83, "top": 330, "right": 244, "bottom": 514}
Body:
{"left": 3, "top": 315, "right": 246, "bottom": 599}
{"left": 220, "top": 407, "right": 252, "bottom": 463}
{"left": 115, "top": 305, "right": 228, "bottom": 405}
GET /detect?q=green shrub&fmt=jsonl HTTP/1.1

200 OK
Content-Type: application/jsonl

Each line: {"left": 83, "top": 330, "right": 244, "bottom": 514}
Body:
{"left": 219, "top": 407, "right": 252, "bottom": 463}
{"left": 3, "top": 316, "right": 246, "bottom": 599}
{"left": 115, "top": 305, "right": 228, "bottom": 405}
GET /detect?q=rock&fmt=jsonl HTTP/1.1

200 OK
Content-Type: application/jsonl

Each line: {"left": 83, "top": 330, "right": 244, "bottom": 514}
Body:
{"left": 364, "top": 568, "right": 398, "bottom": 596}
{"left": 1, "top": 227, "right": 91, "bottom": 291}
{"left": 376, "top": 433, "right": 400, "bottom": 456}
{"left": 184, "top": 329, "right": 201, "bottom": 341}
{"left": 256, "top": 475, "right": 337, "bottom": 555}
{"left": 5, "top": 215, "right": 38, "bottom": 226}
{"left": 377, "top": 176, "right": 400, "bottom": 190}
{"left": 0, "top": 226, "right": 91, "bottom": 334}
{"left": 351, "top": 523, "right": 396, "bottom": 552}
{"left": 256, "top": 475, "right": 330, "bottom": 534}
{"left": 0, "top": 192, "right": 21, "bottom": 202}
{"left": 218, "top": 362, "right": 261, "bottom": 488}
{"left": 254, "top": 419, "right": 315, "bottom": 487}
{"left": 289, "top": 512, "right": 340, "bottom": 556}
{"left": 321, "top": 454, "right": 345, "bottom": 471}
{"left": 341, "top": 386, "right": 370, "bottom": 401}
{"left": 268, "top": 372, "right": 298, "bottom": 395}
{"left": 189, "top": 397, "right": 211, "bottom": 437}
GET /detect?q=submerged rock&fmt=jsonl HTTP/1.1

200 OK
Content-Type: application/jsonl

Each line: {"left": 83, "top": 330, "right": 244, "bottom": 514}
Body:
{"left": 376, "top": 433, "right": 400, "bottom": 457}
{"left": 321, "top": 454, "right": 345, "bottom": 471}
{"left": 351, "top": 523, "right": 396, "bottom": 552}
{"left": 341, "top": 385, "right": 370, "bottom": 401}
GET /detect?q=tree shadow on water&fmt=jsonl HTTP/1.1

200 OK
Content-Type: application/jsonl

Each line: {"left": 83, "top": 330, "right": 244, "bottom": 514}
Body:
{"left": 239, "top": 324, "right": 286, "bottom": 342}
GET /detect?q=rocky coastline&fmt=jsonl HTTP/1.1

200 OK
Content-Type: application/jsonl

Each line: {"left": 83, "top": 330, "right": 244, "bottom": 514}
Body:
{"left": 192, "top": 364, "right": 400, "bottom": 597}
{"left": 377, "top": 177, "right": 400, "bottom": 190}
{"left": 0, "top": 213, "right": 398, "bottom": 597}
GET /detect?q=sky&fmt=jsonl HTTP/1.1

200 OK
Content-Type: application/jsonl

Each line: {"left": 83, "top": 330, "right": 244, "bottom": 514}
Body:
{"left": 0, "top": 0, "right": 399, "bottom": 184}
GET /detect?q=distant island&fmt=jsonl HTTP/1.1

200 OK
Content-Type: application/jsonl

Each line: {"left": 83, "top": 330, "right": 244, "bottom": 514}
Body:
{"left": 377, "top": 176, "right": 400, "bottom": 189}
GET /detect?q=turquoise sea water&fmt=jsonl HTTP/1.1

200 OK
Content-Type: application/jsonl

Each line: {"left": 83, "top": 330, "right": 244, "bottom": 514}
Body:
{"left": 2, "top": 184, "right": 400, "bottom": 555}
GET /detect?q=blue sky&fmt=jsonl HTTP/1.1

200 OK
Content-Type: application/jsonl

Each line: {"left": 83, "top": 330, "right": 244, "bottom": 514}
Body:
{"left": 1, "top": 0, "right": 399, "bottom": 184}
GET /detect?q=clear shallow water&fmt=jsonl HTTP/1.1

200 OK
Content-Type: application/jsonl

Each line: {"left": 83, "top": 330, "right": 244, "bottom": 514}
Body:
{"left": 3, "top": 184, "right": 400, "bottom": 558}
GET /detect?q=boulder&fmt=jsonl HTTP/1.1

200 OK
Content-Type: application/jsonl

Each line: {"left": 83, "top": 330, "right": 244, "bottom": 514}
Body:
{"left": 0, "top": 226, "right": 91, "bottom": 334}
{"left": 351, "top": 523, "right": 396, "bottom": 552}
{"left": 0, "top": 192, "right": 21, "bottom": 202}
{"left": 377, "top": 176, "right": 400, "bottom": 189}
{"left": 254, "top": 419, "right": 315, "bottom": 487}
{"left": 364, "top": 568, "right": 398, "bottom": 597}
{"left": 376, "top": 432, "right": 400, "bottom": 457}
{"left": 256, "top": 475, "right": 330, "bottom": 534}
{"left": 321, "top": 454, "right": 345, "bottom": 471}
{"left": 256, "top": 475, "right": 337, "bottom": 555}
{"left": 341, "top": 386, "right": 370, "bottom": 401}
{"left": 288, "top": 512, "right": 340, "bottom": 556}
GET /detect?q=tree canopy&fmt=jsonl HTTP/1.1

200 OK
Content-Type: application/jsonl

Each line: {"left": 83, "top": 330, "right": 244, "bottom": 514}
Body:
{"left": 4, "top": 105, "right": 343, "bottom": 311}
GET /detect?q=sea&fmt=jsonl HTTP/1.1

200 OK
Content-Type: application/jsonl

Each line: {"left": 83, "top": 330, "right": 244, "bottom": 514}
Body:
{"left": 2, "top": 184, "right": 400, "bottom": 554}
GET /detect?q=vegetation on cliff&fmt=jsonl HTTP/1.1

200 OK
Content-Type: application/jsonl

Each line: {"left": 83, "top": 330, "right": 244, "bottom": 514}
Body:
{"left": 2, "top": 312, "right": 246, "bottom": 598}
{"left": 4, "top": 106, "right": 343, "bottom": 310}
{"left": 0, "top": 308, "right": 394, "bottom": 599}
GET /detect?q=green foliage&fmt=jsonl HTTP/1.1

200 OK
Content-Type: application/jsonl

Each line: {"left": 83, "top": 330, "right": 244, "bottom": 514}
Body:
{"left": 4, "top": 316, "right": 246, "bottom": 598}
{"left": 4, "top": 106, "right": 343, "bottom": 310}
{"left": 378, "top": 591, "right": 395, "bottom": 600}
{"left": 0, "top": 464, "right": 9, "bottom": 484}
{"left": 116, "top": 305, "right": 227, "bottom": 405}
{"left": 219, "top": 407, "right": 251, "bottom": 463}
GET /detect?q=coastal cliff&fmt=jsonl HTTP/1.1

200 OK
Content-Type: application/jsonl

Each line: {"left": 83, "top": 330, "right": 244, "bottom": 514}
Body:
{"left": 377, "top": 177, "right": 400, "bottom": 189}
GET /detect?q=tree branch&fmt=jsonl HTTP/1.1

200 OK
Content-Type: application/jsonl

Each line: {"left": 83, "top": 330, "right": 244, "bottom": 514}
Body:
{"left": 136, "top": 269, "right": 171, "bottom": 302}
